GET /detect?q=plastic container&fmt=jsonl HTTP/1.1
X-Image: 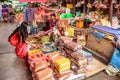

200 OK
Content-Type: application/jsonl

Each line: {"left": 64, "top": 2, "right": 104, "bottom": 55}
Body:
{"left": 76, "top": 20, "right": 84, "bottom": 28}
{"left": 41, "top": 45, "right": 57, "bottom": 54}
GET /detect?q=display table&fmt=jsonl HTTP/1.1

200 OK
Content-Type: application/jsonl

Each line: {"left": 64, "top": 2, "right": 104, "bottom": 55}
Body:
{"left": 70, "top": 57, "right": 106, "bottom": 79}
{"left": 86, "top": 57, "right": 106, "bottom": 78}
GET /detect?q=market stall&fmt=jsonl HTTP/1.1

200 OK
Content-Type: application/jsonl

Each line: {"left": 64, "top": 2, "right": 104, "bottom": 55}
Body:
{"left": 10, "top": 0, "right": 120, "bottom": 79}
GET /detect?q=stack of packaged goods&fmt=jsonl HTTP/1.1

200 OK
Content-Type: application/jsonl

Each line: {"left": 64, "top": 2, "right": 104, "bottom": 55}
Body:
{"left": 28, "top": 52, "right": 54, "bottom": 80}
{"left": 55, "top": 36, "right": 92, "bottom": 75}
{"left": 55, "top": 36, "right": 73, "bottom": 56}
{"left": 64, "top": 42, "right": 87, "bottom": 74}
{"left": 46, "top": 51, "right": 72, "bottom": 80}
{"left": 74, "top": 27, "right": 87, "bottom": 46}
{"left": 54, "top": 58, "right": 71, "bottom": 80}
{"left": 74, "top": 27, "right": 87, "bottom": 36}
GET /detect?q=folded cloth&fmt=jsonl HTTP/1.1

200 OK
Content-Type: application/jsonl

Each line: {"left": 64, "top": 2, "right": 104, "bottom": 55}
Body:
{"left": 89, "top": 29, "right": 105, "bottom": 41}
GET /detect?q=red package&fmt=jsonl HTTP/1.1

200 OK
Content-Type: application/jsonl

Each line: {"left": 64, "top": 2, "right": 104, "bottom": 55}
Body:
{"left": 31, "top": 60, "right": 48, "bottom": 72}
{"left": 50, "top": 55, "right": 64, "bottom": 63}
{"left": 56, "top": 74, "right": 70, "bottom": 80}
{"left": 55, "top": 70, "right": 72, "bottom": 78}
{"left": 15, "top": 43, "right": 28, "bottom": 58}
{"left": 34, "top": 68, "right": 53, "bottom": 80}
{"left": 9, "top": 32, "right": 18, "bottom": 47}
{"left": 28, "top": 52, "right": 47, "bottom": 67}
{"left": 45, "top": 51, "right": 60, "bottom": 61}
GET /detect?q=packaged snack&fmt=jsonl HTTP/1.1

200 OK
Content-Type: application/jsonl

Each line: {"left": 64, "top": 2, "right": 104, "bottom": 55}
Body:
{"left": 28, "top": 49, "right": 41, "bottom": 56}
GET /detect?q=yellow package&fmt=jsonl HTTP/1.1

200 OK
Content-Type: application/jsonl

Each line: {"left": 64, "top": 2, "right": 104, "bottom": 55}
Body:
{"left": 56, "top": 66, "right": 70, "bottom": 73}
{"left": 28, "top": 49, "right": 41, "bottom": 56}
{"left": 106, "top": 35, "right": 114, "bottom": 40}
{"left": 54, "top": 58, "right": 70, "bottom": 70}
{"left": 67, "top": 27, "right": 74, "bottom": 37}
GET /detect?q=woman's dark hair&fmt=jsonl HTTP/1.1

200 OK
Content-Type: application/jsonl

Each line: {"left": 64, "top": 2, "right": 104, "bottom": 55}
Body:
{"left": 9, "top": 22, "right": 28, "bottom": 44}
{"left": 51, "top": 14, "right": 56, "bottom": 17}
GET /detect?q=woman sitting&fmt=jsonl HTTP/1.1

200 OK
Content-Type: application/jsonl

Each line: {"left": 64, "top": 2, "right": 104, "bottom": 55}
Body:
{"left": 9, "top": 22, "right": 37, "bottom": 57}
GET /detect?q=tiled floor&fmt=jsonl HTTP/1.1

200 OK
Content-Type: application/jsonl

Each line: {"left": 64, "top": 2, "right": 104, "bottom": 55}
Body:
{"left": 0, "top": 23, "right": 119, "bottom": 80}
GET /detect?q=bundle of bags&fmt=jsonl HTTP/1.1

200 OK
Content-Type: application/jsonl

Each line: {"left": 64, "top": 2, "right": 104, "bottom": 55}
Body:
{"left": 45, "top": 51, "right": 72, "bottom": 80}
{"left": 28, "top": 49, "right": 72, "bottom": 80}
{"left": 55, "top": 36, "right": 92, "bottom": 74}
{"left": 74, "top": 28, "right": 87, "bottom": 46}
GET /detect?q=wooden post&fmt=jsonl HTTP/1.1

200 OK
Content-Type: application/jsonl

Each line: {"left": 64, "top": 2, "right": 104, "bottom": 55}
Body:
{"left": 72, "top": 0, "right": 76, "bottom": 14}
{"left": 83, "top": 0, "right": 86, "bottom": 13}
{"left": 109, "top": 0, "right": 113, "bottom": 23}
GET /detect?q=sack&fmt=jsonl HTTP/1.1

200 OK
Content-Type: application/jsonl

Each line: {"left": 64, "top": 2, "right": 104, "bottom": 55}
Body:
{"left": 9, "top": 32, "right": 18, "bottom": 46}
{"left": 15, "top": 43, "right": 28, "bottom": 58}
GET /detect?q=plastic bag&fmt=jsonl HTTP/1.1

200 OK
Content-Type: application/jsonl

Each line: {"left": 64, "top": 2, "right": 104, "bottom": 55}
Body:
{"left": 15, "top": 43, "right": 28, "bottom": 58}
{"left": 9, "top": 32, "right": 18, "bottom": 46}
{"left": 110, "top": 48, "right": 120, "bottom": 70}
{"left": 60, "top": 13, "right": 67, "bottom": 19}
{"left": 66, "top": 13, "right": 73, "bottom": 18}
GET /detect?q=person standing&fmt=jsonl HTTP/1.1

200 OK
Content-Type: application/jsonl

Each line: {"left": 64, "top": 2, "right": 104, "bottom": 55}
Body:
{"left": 0, "top": 9, "right": 2, "bottom": 22}
{"left": 2, "top": 5, "right": 8, "bottom": 22}
{"left": 8, "top": 5, "right": 15, "bottom": 22}
{"left": 0, "top": 4, "right": 2, "bottom": 22}
{"left": 8, "top": 5, "right": 15, "bottom": 16}
{"left": 24, "top": 2, "right": 35, "bottom": 34}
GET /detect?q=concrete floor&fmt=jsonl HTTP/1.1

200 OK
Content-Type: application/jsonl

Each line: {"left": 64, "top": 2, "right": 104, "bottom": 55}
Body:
{"left": 0, "top": 23, "right": 119, "bottom": 80}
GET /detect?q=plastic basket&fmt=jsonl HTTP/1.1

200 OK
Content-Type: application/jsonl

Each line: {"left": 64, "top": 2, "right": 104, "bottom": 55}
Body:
{"left": 41, "top": 46, "right": 57, "bottom": 54}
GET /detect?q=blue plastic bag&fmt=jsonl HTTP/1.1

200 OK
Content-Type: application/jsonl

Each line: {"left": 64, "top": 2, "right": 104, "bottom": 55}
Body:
{"left": 110, "top": 48, "right": 120, "bottom": 70}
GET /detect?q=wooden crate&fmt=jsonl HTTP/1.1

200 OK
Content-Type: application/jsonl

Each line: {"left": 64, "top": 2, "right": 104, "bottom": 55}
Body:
{"left": 85, "top": 34, "right": 114, "bottom": 64}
